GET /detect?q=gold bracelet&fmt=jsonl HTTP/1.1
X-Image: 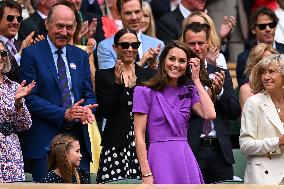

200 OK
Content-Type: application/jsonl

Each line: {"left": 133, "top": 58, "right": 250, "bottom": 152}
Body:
{"left": 142, "top": 172, "right": 152, "bottom": 177}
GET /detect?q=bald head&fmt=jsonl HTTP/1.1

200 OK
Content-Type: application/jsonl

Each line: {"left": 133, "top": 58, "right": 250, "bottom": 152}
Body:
{"left": 45, "top": 4, "right": 76, "bottom": 49}
{"left": 46, "top": 4, "right": 75, "bottom": 24}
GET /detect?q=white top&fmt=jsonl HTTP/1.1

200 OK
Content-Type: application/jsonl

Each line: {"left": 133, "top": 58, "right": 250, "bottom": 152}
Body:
{"left": 275, "top": 8, "right": 284, "bottom": 44}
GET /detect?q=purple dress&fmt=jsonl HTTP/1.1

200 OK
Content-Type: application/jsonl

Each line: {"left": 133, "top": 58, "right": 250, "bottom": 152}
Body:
{"left": 133, "top": 85, "right": 204, "bottom": 184}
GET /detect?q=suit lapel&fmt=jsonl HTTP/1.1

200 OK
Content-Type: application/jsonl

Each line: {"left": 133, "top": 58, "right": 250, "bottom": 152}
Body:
{"left": 41, "top": 40, "right": 60, "bottom": 87}
{"left": 66, "top": 45, "right": 79, "bottom": 101}
{"left": 260, "top": 94, "right": 284, "bottom": 134}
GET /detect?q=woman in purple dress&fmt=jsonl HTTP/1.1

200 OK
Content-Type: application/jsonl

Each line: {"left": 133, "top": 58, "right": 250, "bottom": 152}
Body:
{"left": 133, "top": 41, "right": 216, "bottom": 184}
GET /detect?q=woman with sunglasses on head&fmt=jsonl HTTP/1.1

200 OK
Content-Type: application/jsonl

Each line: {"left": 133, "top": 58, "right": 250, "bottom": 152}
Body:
{"left": 0, "top": 41, "right": 35, "bottom": 182}
{"left": 95, "top": 28, "right": 155, "bottom": 183}
{"left": 133, "top": 41, "right": 216, "bottom": 184}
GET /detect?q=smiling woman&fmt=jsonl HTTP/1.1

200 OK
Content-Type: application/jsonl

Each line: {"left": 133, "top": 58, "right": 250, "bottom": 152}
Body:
{"left": 95, "top": 28, "right": 156, "bottom": 183}
{"left": 240, "top": 54, "right": 284, "bottom": 185}
{"left": 133, "top": 41, "right": 216, "bottom": 184}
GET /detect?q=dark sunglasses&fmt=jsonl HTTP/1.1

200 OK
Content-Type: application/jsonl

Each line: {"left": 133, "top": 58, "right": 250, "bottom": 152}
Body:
{"left": 0, "top": 50, "right": 7, "bottom": 57}
{"left": 256, "top": 22, "right": 277, "bottom": 30}
{"left": 117, "top": 42, "right": 141, "bottom": 49}
{"left": 6, "top": 15, "right": 23, "bottom": 23}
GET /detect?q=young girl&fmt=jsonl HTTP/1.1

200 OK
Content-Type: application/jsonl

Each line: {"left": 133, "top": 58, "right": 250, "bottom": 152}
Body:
{"left": 40, "top": 134, "right": 89, "bottom": 184}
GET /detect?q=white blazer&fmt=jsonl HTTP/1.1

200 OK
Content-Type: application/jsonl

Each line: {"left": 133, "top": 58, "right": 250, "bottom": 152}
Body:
{"left": 240, "top": 92, "right": 284, "bottom": 184}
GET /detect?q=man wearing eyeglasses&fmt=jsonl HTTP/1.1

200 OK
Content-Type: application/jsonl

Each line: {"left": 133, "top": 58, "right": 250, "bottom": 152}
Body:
{"left": 20, "top": 4, "right": 97, "bottom": 182}
{"left": 96, "top": 0, "right": 164, "bottom": 69}
{"left": 236, "top": 6, "right": 284, "bottom": 88}
{"left": 0, "top": 0, "right": 33, "bottom": 83}
{"left": 183, "top": 22, "right": 241, "bottom": 183}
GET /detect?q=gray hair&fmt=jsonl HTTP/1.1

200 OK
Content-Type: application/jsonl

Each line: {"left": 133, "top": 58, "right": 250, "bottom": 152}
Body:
{"left": 250, "top": 54, "right": 284, "bottom": 93}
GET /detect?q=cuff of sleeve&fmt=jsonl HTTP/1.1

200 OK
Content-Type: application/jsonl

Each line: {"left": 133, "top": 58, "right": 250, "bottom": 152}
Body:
{"left": 216, "top": 88, "right": 224, "bottom": 100}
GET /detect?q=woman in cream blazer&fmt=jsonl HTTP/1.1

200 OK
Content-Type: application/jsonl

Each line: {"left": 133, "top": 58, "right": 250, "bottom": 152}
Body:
{"left": 240, "top": 54, "right": 284, "bottom": 185}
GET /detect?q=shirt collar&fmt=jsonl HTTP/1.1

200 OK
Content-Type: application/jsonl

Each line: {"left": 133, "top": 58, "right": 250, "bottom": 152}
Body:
{"left": 1, "top": 75, "right": 13, "bottom": 85}
{"left": 256, "top": 41, "right": 276, "bottom": 49}
{"left": 0, "top": 35, "right": 14, "bottom": 43}
{"left": 47, "top": 36, "right": 67, "bottom": 55}
{"left": 179, "top": 3, "right": 191, "bottom": 19}
{"left": 37, "top": 10, "right": 47, "bottom": 19}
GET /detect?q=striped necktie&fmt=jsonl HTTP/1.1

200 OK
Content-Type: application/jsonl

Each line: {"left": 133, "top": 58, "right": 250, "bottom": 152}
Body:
{"left": 56, "top": 49, "right": 72, "bottom": 109}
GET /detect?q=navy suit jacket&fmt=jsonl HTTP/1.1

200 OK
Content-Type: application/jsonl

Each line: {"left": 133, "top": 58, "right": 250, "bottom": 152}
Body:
{"left": 19, "top": 39, "right": 96, "bottom": 159}
{"left": 236, "top": 41, "right": 284, "bottom": 87}
{"left": 157, "top": 6, "right": 184, "bottom": 44}
{"left": 188, "top": 64, "right": 241, "bottom": 165}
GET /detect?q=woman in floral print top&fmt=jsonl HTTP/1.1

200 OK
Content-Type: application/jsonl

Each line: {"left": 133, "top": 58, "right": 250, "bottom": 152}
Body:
{"left": 0, "top": 41, "right": 35, "bottom": 182}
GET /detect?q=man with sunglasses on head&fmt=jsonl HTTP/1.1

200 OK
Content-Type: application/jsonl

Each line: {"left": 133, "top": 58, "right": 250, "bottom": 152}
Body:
{"left": 0, "top": 0, "right": 34, "bottom": 83}
{"left": 236, "top": 6, "right": 284, "bottom": 88}
{"left": 96, "top": 0, "right": 164, "bottom": 70}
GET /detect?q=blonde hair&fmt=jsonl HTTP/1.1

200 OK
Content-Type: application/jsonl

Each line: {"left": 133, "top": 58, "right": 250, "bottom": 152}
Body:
{"left": 245, "top": 43, "right": 278, "bottom": 78}
{"left": 250, "top": 54, "right": 284, "bottom": 93}
{"left": 142, "top": 1, "right": 156, "bottom": 37}
{"left": 180, "top": 11, "right": 220, "bottom": 48}
{"left": 0, "top": 41, "right": 11, "bottom": 74}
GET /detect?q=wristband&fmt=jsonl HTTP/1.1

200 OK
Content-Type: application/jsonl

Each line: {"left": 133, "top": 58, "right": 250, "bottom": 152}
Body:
{"left": 142, "top": 172, "right": 152, "bottom": 177}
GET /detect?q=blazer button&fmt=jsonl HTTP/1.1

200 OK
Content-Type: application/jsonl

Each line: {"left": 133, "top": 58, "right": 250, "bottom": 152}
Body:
{"left": 265, "top": 170, "right": 268, "bottom": 174}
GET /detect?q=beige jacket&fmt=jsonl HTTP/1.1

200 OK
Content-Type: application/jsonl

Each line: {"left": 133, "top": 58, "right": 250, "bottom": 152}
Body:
{"left": 240, "top": 92, "right": 284, "bottom": 184}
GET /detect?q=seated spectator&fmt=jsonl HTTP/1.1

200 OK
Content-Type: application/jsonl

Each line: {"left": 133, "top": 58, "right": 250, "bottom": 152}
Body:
{"left": 0, "top": 41, "right": 35, "bottom": 182}
{"left": 97, "top": 0, "right": 163, "bottom": 70}
{"left": 141, "top": 1, "right": 156, "bottom": 38}
{"left": 236, "top": 6, "right": 284, "bottom": 87}
{"left": 40, "top": 134, "right": 89, "bottom": 183}
{"left": 95, "top": 28, "right": 155, "bottom": 183}
{"left": 240, "top": 54, "right": 284, "bottom": 184}
{"left": 239, "top": 43, "right": 278, "bottom": 109}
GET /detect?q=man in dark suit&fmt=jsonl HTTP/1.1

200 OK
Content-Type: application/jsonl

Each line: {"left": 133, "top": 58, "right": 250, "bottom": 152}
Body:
{"left": 157, "top": 0, "right": 206, "bottom": 44}
{"left": 236, "top": 6, "right": 284, "bottom": 87}
{"left": 0, "top": 0, "right": 33, "bottom": 83}
{"left": 20, "top": 4, "right": 97, "bottom": 182}
{"left": 183, "top": 23, "right": 241, "bottom": 183}
{"left": 18, "top": 0, "right": 58, "bottom": 41}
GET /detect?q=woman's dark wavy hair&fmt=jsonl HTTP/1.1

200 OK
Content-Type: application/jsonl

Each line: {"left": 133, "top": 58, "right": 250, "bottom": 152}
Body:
{"left": 144, "top": 40, "right": 215, "bottom": 101}
{"left": 113, "top": 28, "right": 138, "bottom": 45}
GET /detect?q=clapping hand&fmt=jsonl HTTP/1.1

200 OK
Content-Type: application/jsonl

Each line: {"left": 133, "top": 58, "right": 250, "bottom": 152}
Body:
{"left": 64, "top": 99, "right": 98, "bottom": 124}
{"left": 212, "top": 70, "right": 225, "bottom": 94}
{"left": 206, "top": 46, "right": 220, "bottom": 65}
{"left": 219, "top": 16, "right": 236, "bottom": 40}
{"left": 124, "top": 63, "right": 137, "bottom": 88}
{"left": 15, "top": 80, "right": 36, "bottom": 101}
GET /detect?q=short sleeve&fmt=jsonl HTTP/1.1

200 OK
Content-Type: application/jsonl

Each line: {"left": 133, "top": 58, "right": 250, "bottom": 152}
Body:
{"left": 188, "top": 85, "right": 200, "bottom": 107}
{"left": 132, "top": 86, "right": 151, "bottom": 114}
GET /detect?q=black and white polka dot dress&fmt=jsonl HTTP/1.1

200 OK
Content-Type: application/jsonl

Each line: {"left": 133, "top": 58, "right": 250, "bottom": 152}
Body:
{"left": 96, "top": 91, "right": 141, "bottom": 183}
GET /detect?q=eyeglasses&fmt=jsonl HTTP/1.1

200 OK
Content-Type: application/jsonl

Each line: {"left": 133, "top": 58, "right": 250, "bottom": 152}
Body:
{"left": 0, "top": 50, "right": 7, "bottom": 57}
{"left": 117, "top": 42, "right": 141, "bottom": 49}
{"left": 255, "top": 22, "right": 277, "bottom": 30}
{"left": 6, "top": 15, "right": 23, "bottom": 23}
